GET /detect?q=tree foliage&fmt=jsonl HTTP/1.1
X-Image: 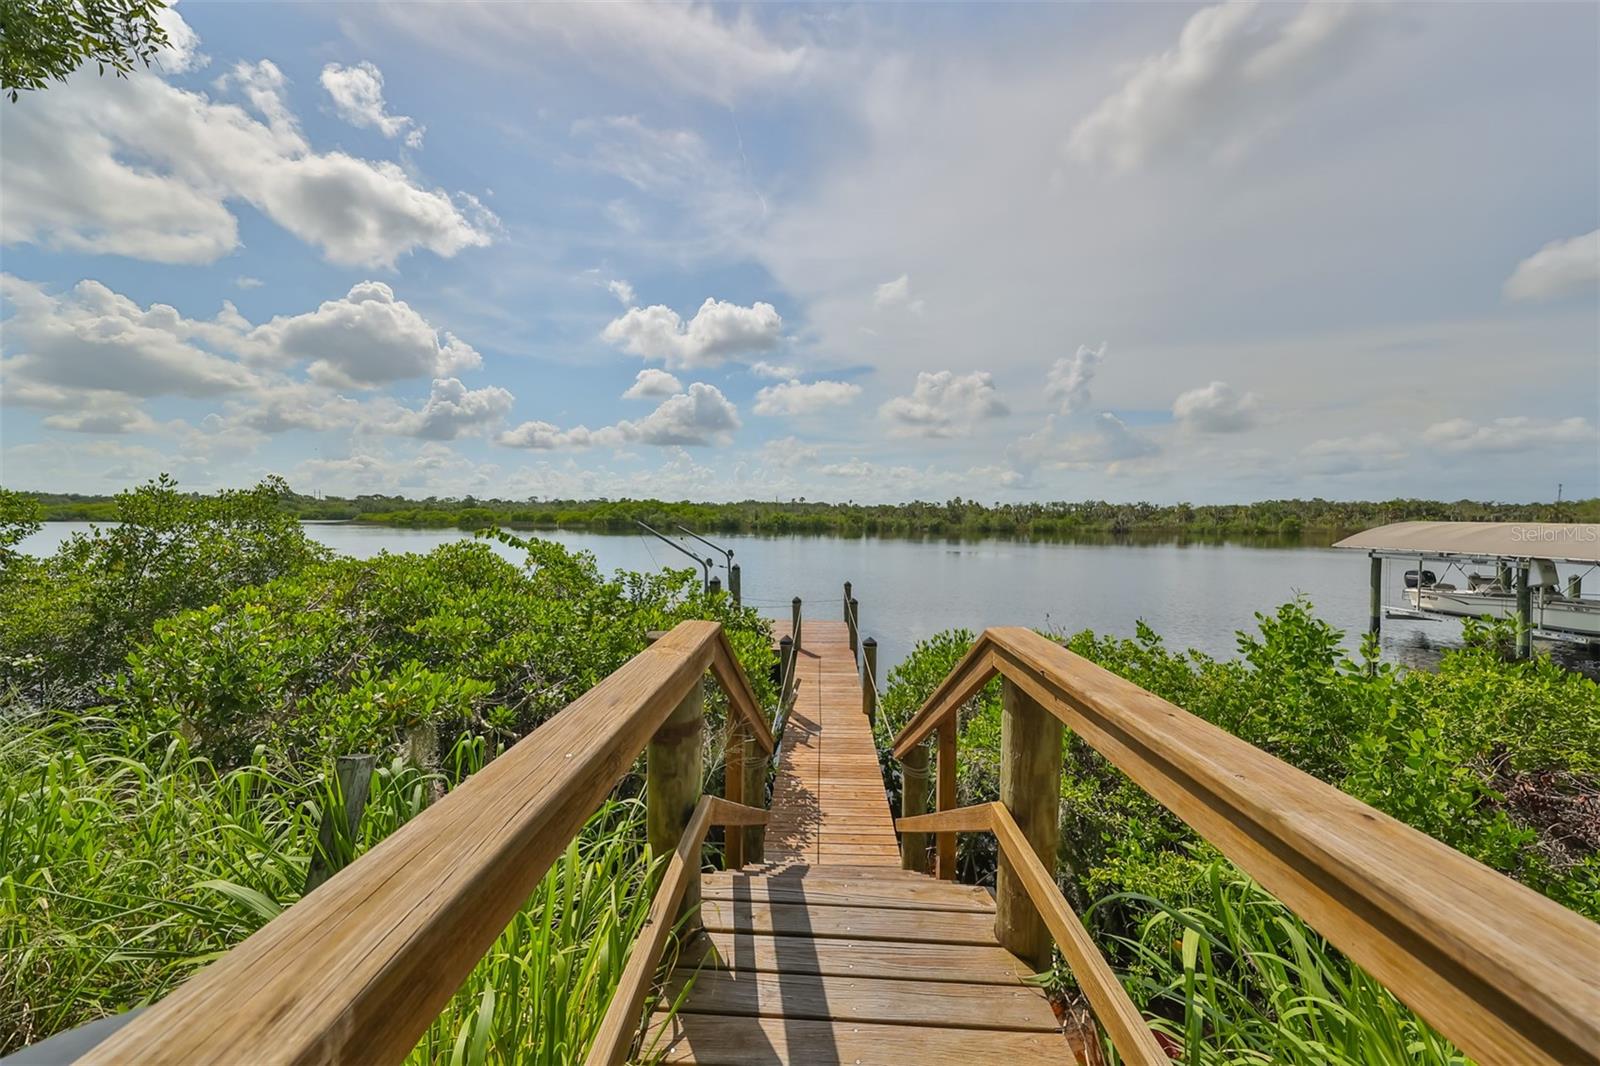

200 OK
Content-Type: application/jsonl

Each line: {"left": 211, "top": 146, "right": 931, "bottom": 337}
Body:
{"left": 1, "top": 0, "right": 172, "bottom": 101}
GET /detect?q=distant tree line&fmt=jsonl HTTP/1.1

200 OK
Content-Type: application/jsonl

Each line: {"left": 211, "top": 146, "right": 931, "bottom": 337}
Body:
{"left": 22, "top": 488, "right": 1599, "bottom": 541}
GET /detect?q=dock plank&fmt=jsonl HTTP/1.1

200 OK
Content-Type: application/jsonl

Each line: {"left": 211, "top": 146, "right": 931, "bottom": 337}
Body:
{"left": 642, "top": 1014, "right": 1068, "bottom": 1065}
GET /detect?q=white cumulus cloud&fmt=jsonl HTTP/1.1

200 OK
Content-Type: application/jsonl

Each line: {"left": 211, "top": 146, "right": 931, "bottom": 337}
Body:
{"left": 1044, "top": 344, "right": 1105, "bottom": 415}
{"left": 500, "top": 383, "right": 740, "bottom": 449}
{"left": 880, "top": 370, "right": 1009, "bottom": 438}
{"left": 0, "top": 275, "right": 255, "bottom": 400}
{"left": 1503, "top": 229, "right": 1600, "bottom": 303}
{"left": 1067, "top": 1, "right": 1383, "bottom": 172}
{"left": 321, "top": 61, "right": 424, "bottom": 147}
{"left": 390, "top": 378, "right": 514, "bottom": 440}
{"left": 1, "top": 44, "right": 490, "bottom": 266}
{"left": 601, "top": 297, "right": 782, "bottom": 369}
{"left": 622, "top": 368, "right": 683, "bottom": 400}
{"left": 1172, "top": 380, "right": 1261, "bottom": 433}
{"left": 753, "top": 379, "right": 862, "bottom": 416}
{"left": 254, "top": 281, "right": 481, "bottom": 388}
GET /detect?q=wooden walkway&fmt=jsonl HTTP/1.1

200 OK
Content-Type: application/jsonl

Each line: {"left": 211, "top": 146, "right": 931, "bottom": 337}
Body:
{"left": 765, "top": 620, "right": 901, "bottom": 867}
{"left": 642, "top": 619, "right": 1065, "bottom": 1064}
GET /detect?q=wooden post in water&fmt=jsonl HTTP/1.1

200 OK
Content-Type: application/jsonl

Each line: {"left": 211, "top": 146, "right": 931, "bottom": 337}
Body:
{"left": 728, "top": 562, "right": 741, "bottom": 607}
{"left": 305, "top": 753, "right": 377, "bottom": 894}
{"left": 1368, "top": 554, "right": 1382, "bottom": 637}
{"left": 996, "top": 679, "right": 1063, "bottom": 972}
{"left": 647, "top": 633, "right": 705, "bottom": 925}
{"left": 1516, "top": 563, "right": 1533, "bottom": 660}
{"left": 1368, "top": 554, "right": 1383, "bottom": 675}
{"left": 900, "top": 741, "right": 931, "bottom": 874}
{"left": 936, "top": 719, "right": 957, "bottom": 880}
{"left": 861, "top": 637, "right": 878, "bottom": 727}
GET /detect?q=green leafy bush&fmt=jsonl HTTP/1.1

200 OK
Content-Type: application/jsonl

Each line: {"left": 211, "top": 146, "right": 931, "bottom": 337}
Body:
{"left": 1, "top": 477, "right": 774, "bottom": 1056}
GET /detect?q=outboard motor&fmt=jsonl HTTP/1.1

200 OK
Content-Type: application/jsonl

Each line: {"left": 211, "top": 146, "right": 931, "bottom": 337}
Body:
{"left": 1403, "top": 569, "right": 1437, "bottom": 589}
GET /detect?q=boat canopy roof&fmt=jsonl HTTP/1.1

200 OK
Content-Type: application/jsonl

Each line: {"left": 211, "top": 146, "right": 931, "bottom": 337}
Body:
{"left": 1333, "top": 521, "right": 1600, "bottom": 564}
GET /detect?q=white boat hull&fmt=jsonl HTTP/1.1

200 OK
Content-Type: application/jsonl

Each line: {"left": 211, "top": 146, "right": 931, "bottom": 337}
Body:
{"left": 1409, "top": 588, "right": 1600, "bottom": 639}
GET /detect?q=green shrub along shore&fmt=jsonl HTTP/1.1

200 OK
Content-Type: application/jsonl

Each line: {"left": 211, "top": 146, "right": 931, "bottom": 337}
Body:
{"left": 3, "top": 479, "right": 1598, "bottom": 1063}
{"left": 22, "top": 486, "right": 1599, "bottom": 540}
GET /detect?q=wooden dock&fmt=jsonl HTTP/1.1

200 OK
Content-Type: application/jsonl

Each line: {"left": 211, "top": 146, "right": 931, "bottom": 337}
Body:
{"left": 80, "top": 610, "right": 1600, "bottom": 1066}
{"left": 643, "top": 618, "right": 1066, "bottom": 1063}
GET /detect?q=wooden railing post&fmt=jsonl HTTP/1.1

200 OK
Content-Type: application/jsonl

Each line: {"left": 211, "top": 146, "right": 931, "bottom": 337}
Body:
{"left": 305, "top": 753, "right": 376, "bottom": 894}
{"left": 791, "top": 596, "right": 802, "bottom": 656}
{"left": 847, "top": 597, "right": 860, "bottom": 661}
{"left": 899, "top": 740, "right": 931, "bottom": 874}
{"left": 936, "top": 719, "right": 957, "bottom": 880}
{"left": 724, "top": 717, "right": 745, "bottom": 870}
{"left": 648, "top": 636, "right": 705, "bottom": 925}
{"left": 861, "top": 637, "right": 878, "bottom": 725}
{"left": 778, "top": 634, "right": 794, "bottom": 707}
{"left": 996, "top": 678, "right": 1062, "bottom": 971}
{"left": 741, "top": 727, "right": 766, "bottom": 863}
{"left": 842, "top": 580, "right": 852, "bottom": 623}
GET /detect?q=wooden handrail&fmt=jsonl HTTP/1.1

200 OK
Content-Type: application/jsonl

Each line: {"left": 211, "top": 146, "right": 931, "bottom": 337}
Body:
{"left": 83, "top": 620, "right": 770, "bottom": 1065}
{"left": 709, "top": 626, "right": 775, "bottom": 755}
{"left": 898, "top": 803, "right": 1166, "bottom": 1066}
{"left": 890, "top": 626, "right": 1600, "bottom": 1066}
{"left": 585, "top": 796, "right": 768, "bottom": 1066}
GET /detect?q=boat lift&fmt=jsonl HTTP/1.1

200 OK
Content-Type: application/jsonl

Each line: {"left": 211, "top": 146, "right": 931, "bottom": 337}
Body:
{"left": 1335, "top": 521, "right": 1600, "bottom": 659}
{"left": 634, "top": 521, "right": 741, "bottom": 605}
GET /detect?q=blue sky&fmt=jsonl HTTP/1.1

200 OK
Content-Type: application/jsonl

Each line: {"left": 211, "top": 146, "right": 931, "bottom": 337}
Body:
{"left": 2, "top": 1, "right": 1596, "bottom": 503}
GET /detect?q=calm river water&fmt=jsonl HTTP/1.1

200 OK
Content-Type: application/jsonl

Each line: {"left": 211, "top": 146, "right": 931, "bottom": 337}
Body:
{"left": 20, "top": 523, "right": 1600, "bottom": 679}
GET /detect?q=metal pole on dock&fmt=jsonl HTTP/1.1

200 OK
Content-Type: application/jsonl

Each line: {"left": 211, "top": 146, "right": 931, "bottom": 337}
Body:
{"left": 1516, "top": 563, "right": 1533, "bottom": 659}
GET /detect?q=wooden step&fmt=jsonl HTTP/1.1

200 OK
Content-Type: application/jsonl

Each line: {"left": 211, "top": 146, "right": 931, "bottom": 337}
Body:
{"left": 700, "top": 899, "right": 1000, "bottom": 945}
{"left": 661, "top": 970, "right": 1061, "bottom": 1032}
{"left": 640, "top": 1014, "right": 1067, "bottom": 1065}
{"left": 686, "top": 930, "right": 1035, "bottom": 984}
{"left": 702, "top": 873, "right": 994, "bottom": 913}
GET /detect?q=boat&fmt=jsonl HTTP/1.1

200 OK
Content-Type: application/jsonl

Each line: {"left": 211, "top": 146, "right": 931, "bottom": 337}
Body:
{"left": 1334, "top": 520, "right": 1600, "bottom": 650}
{"left": 1407, "top": 558, "right": 1600, "bottom": 638}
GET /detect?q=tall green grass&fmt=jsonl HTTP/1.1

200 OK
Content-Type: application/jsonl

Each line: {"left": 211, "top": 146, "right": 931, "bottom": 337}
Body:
{"left": 1097, "top": 864, "right": 1466, "bottom": 1066}
{"left": 1, "top": 709, "right": 676, "bottom": 1061}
